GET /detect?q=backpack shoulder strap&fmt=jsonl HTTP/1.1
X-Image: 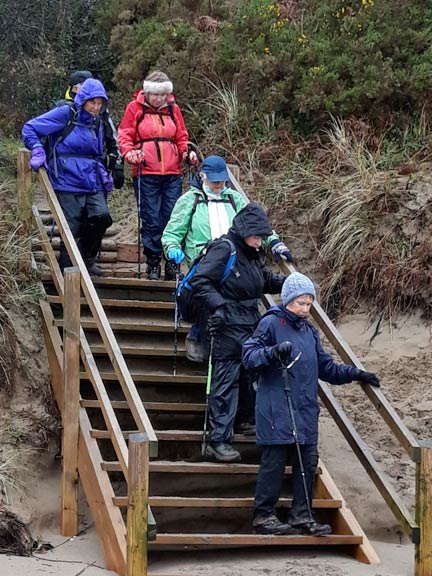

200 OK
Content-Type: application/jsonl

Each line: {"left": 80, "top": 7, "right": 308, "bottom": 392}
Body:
{"left": 228, "top": 194, "right": 237, "bottom": 212}
{"left": 46, "top": 105, "right": 78, "bottom": 161}
{"left": 167, "top": 101, "right": 176, "bottom": 124}
{"left": 215, "top": 238, "right": 237, "bottom": 284}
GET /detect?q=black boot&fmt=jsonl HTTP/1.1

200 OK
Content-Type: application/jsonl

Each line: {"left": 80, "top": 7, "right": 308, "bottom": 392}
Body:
{"left": 146, "top": 254, "right": 161, "bottom": 280}
{"left": 290, "top": 517, "right": 332, "bottom": 536}
{"left": 204, "top": 442, "right": 241, "bottom": 463}
{"left": 235, "top": 421, "right": 256, "bottom": 436}
{"left": 164, "top": 259, "right": 177, "bottom": 281}
{"left": 253, "top": 514, "right": 301, "bottom": 535}
{"left": 85, "top": 259, "right": 103, "bottom": 277}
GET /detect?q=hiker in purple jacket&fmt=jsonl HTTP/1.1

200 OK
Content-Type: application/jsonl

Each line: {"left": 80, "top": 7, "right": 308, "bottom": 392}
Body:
{"left": 22, "top": 78, "right": 113, "bottom": 276}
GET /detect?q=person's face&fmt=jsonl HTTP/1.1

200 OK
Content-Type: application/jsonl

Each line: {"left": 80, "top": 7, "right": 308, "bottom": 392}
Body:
{"left": 203, "top": 177, "right": 226, "bottom": 193}
{"left": 286, "top": 295, "right": 314, "bottom": 318}
{"left": 244, "top": 235, "right": 265, "bottom": 249}
{"left": 146, "top": 92, "right": 168, "bottom": 108}
{"left": 71, "top": 82, "right": 84, "bottom": 95}
{"left": 83, "top": 97, "right": 104, "bottom": 116}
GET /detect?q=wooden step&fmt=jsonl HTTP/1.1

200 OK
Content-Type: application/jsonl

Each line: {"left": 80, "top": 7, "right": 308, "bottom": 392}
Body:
{"left": 55, "top": 315, "right": 189, "bottom": 334}
{"left": 91, "top": 429, "right": 255, "bottom": 443}
{"left": 101, "top": 461, "right": 313, "bottom": 475}
{"left": 87, "top": 336, "right": 186, "bottom": 357}
{"left": 47, "top": 294, "right": 175, "bottom": 310}
{"left": 112, "top": 496, "right": 342, "bottom": 509}
{"left": 80, "top": 400, "right": 205, "bottom": 413}
{"left": 150, "top": 533, "right": 363, "bottom": 546}
{"left": 82, "top": 371, "right": 205, "bottom": 385}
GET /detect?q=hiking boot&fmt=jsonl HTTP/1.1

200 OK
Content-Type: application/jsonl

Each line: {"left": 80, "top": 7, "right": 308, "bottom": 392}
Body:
{"left": 164, "top": 260, "right": 178, "bottom": 281}
{"left": 204, "top": 442, "right": 241, "bottom": 463}
{"left": 253, "top": 515, "right": 301, "bottom": 536}
{"left": 185, "top": 336, "right": 205, "bottom": 363}
{"left": 290, "top": 518, "right": 332, "bottom": 536}
{"left": 147, "top": 265, "right": 161, "bottom": 280}
{"left": 235, "top": 422, "right": 256, "bottom": 436}
{"left": 86, "top": 262, "right": 103, "bottom": 276}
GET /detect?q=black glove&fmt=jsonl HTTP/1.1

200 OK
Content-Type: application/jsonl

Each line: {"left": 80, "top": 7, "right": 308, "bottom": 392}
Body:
{"left": 273, "top": 341, "right": 293, "bottom": 364}
{"left": 208, "top": 307, "right": 226, "bottom": 336}
{"left": 112, "top": 165, "right": 125, "bottom": 189}
{"left": 357, "top": 370, "right": 380, "bottom": 387}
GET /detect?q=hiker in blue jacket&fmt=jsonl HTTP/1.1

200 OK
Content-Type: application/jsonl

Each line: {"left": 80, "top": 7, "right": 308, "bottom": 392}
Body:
{"left": 192, "top": 203, "right": 286, "bottom": 463}
{"left": 242, "top": 272, "right": 380, "bottom": 536}
{"left": 22, "top": 78, "right": 113, "bottom": 275}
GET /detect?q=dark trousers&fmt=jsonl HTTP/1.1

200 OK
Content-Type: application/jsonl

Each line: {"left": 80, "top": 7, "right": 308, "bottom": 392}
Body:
{"left": 133, "top": 175, "right": 182, "bottom": 260}
{"left": 56, "top": 191, "right": 111, "bottom": 270}
{"left": 209, "top": 360, "right": 254, "bottom": 443}
{"left": 254, "top": 444, "right": 319, "bottom": 521}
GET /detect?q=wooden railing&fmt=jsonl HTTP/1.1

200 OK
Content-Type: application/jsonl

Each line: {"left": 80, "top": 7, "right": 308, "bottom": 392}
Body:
{"left": 17, "top": 149, "right": 155, "bottom": 576}
{"left": 227, "top": 165, "right": 432, "bottom": 576}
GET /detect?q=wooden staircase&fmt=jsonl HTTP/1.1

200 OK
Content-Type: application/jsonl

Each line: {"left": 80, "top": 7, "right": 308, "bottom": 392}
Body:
{"left": 17, "top": 150, "right": 432, "bottom": 576}
{"left": 38, "top": 254, "right": 377, "bottom": 564}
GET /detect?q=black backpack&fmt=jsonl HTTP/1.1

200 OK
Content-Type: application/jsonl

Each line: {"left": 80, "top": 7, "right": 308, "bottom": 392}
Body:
{"left": 175, "top": 238, "right": 237, "bottom": 323}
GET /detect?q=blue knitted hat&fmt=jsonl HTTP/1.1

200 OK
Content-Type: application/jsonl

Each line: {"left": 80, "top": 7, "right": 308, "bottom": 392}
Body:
{"left": 281, "top": 272, "right": 316, "bottom": 306}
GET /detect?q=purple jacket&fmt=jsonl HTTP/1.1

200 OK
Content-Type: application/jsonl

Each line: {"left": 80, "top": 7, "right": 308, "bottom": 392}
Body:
{"left": 22, "top": 79, "right": 111, "bottom": 194}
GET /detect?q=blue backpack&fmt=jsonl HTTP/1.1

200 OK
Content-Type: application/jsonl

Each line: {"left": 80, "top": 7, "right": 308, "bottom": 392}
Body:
{"left": 175, "top": 238, "right": 237, "bottom": 323}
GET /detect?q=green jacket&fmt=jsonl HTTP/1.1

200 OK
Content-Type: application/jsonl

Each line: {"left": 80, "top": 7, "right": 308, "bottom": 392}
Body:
{"left": 162, "top": 186, "right": 279, "bottom": 266}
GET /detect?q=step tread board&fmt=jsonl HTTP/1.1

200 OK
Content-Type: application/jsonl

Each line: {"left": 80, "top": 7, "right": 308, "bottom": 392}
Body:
{"left": 91, "top": 429, "right": 256, "bottom": 443}
{"left": 47, "top": 295, "right": 175, "bottom": 310}
{"left": 81, "top": 400, "right": 205, "bottom": 412}
{"left": 113, "top": 496, "right": 342, "bottom": 509}
{"left": 151, "top": 533, "right": 363, "bottom": 545}
{"left": 101, "top": 461, "right": 321, "bottom": 475}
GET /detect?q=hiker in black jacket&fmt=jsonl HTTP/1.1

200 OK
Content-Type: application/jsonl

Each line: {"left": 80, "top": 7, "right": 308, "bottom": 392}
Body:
{"left": 192, "top": 203, "right": 286, "bottom": 462}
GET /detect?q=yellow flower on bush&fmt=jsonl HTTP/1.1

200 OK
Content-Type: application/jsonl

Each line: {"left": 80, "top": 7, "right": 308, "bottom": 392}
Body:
{"left": 298, "top": 33, "right": 307, "bottom": 44}
{"left": 264, "top": 47, "right": 271, "bottom": 54}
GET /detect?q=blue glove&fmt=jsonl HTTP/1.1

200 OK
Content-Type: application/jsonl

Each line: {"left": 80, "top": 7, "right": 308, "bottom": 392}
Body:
{"left": 168, "top": 248, "right": 185, "bottom": 264}
{"left": 271, "top": 240, "right": 294, "bottom": 263}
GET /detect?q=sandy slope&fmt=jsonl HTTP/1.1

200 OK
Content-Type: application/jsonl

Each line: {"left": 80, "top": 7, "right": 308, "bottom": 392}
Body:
{"left": 1, "top": 310, "right": 426, "bottom": 575}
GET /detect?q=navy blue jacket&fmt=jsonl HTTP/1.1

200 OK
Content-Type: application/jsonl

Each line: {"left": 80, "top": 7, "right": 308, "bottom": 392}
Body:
{"left": 242, "top": 306, "right": 358, "bottom": 446}
{"left": 22, "top": 79, "right": 111, "bottom": 194}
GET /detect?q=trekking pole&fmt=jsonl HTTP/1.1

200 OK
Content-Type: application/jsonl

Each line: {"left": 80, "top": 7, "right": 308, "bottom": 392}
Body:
{"left": 281, "top": 352, "right": 316, "bottom": 528}
{"left": 201, "top": 335, "right": 214, "bottom": 456}
{"left": 173, "top": 264, "right": 181, "bottom": 376}
{"left": 136, "top": 173, "right": 142, "bottom": 279}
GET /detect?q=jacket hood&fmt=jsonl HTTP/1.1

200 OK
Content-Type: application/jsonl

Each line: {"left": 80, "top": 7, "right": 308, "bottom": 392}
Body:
{"left": 231, "top": 202, "right": 272, "bottom": 239}
{"left": 74, "top": 79, "right": 108, "bottom": 108}
{"left": 190, "top": 172, "right": 204, "bottom": 190}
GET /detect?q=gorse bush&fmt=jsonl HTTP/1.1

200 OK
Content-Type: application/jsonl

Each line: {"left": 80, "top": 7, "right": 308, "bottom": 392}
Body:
{"left": 105, "top": 0, "right": 432, "bottom": 141}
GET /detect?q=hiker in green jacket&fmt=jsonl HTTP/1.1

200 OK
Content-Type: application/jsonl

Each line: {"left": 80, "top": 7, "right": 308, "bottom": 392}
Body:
{"left": 162, "top": 155, "right": 293, "bottom": 266}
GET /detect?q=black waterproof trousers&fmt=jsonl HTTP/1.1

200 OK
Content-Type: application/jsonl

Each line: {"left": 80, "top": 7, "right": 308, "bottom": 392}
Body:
{"left": 254, "top": 444, "right": 319, "bottom": 521}
{"left": 208, "top": 360, "right": 254, "bottom": 443}
{"left": 57, "top": 191, "right": 112, "bottom": 271}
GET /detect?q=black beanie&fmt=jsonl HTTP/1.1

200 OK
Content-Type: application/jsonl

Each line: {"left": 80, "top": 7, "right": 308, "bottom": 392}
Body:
{"left": 69, "top": 70, "right": 93, "bottom": 87}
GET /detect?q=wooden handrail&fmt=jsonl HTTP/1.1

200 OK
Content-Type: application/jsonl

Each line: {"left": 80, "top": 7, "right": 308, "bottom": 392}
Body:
{"left": 32, "top": 204, "right": 130, "bottom": 477}
{"left": 35, "top": 166, "right": 158, "bottom": 456}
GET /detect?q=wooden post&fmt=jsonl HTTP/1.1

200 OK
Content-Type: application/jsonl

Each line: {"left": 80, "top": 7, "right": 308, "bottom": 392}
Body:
{"left": 61, "top": 267, "right": 81, "bottom": 536}
{"left": 415, "top": 441, "right": 432, "bottom": 576}
{"left": 227, "top": 163, "right": 240, "bottom": 184}
{"left": 17, "top": 148, "right": 33, "bottom": 231}
{"left": 127, "top": 433, "right": 150, "bottom": 576}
